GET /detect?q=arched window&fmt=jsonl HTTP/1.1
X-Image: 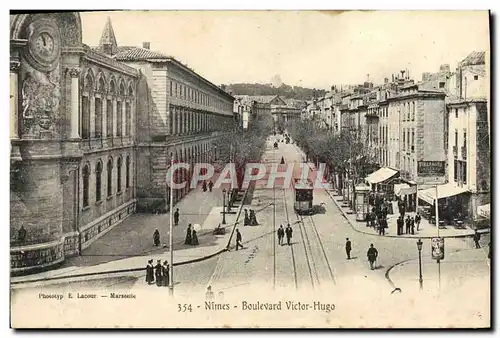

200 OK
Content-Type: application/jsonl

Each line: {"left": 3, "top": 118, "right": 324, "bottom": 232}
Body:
{"left": 116, "top": 100, "right": 123, "bottom": 137}
{"left": 107, "top": 158, "right": 113, "bottom": 197}
{"left": 107, "top": 80, "right": 115, "bottom": 137}
{"left": 83, "top": 164, "right": 90, "bottom": 208}
{"left": 125, "top": 102, "right": 131, "bottom": 136}
{"left": 82, "top": 71, "right": 93, "bottom": 139}
{"left": 96, "top": 161, "right": 103, "bottom": 202}
{"left": 126, "top": 156, "right": 130, "bottom": 188}
{"left": 117, "top": 157, "right": 122, "bottom": 192}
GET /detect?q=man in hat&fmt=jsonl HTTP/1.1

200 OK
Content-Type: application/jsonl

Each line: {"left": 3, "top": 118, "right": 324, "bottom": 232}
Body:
{"left": 235, "top": 229, "right": 244, "bottom": 251}
{"left": 473, "top": 230, "right": 481, "bottom": 249}
{"left": 345, "top": 238, "right": 352, "bottom": 260}
{"left": 206, "top": 286, "right": 214, "bottom": 300}
{"left": 174, "top": 208, "right": 180, "bottom": 226}
{"left": 367, "top": 244, "right": 378, "bottom": 270}
{"left": 285, "top": 224, "right": 293, "bottom": 246}
{"left": 277, "top": 225, "right": 285, "bottom": 246}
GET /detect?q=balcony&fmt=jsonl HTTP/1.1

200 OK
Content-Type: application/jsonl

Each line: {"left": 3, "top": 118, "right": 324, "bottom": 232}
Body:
{"left": 453, "top": 145, "right": 458, "bottom": 157}
{"left": 461, "top": 146, "right": 467, "bottom": 160}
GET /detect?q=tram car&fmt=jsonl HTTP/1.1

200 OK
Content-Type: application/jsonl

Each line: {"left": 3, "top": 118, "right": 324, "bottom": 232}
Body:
{"left": 293, "top": 178, "right": 314, "bottom": 215}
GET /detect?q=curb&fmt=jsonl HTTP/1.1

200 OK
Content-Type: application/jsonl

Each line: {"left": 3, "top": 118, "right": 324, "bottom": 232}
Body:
{"left": 327, "top": 191, "right": 485, "bottom": 240}
{"left": 11, "top": 191, "right": 252, "bottom": 287}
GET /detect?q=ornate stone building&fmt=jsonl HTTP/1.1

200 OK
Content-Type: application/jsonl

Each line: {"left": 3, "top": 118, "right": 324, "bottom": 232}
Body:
{"left": 9, "top": 13, "right": 236, "bottom": 274}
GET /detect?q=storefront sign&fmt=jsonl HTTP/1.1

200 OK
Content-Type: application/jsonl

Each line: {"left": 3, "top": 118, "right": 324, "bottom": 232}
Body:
{"left": 400, "top": 186, "right": 417, "bottom": 195}
{"left": 418, "top": 161, "right": 445, "bottom": 176}
{"left": 431, "top": 237, "right": 445, "bottom": 260}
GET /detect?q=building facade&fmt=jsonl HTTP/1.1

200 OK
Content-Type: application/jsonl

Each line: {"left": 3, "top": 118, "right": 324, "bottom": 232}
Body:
{"left": 10, "top": 13, "right": 236, "bottom": 274}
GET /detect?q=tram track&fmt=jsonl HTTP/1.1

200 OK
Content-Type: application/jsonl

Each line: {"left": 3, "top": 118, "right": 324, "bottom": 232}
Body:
{"left": 282, "top": 189, "right": 299, "bottom": 290}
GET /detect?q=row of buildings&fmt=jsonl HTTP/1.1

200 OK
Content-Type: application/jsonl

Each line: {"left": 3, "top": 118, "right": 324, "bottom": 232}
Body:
{"left": 10, "top": 13, "right": 237, "bottom": 273}
{"left": 233, "top": 94, "right": 303, "bottom": 130}
{"left": 303, "top": 51, "right": 490, "bottom": 226}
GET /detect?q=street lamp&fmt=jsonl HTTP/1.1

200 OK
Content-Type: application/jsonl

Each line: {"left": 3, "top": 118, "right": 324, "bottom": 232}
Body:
{"left": 417, "top": 238, "right": 423, "bottom": 290}
{"left": 227, "top": 189, "right": 232, "bottom": 212}
{"left": 222, "top": 188, "right": 227, "bottom": 224}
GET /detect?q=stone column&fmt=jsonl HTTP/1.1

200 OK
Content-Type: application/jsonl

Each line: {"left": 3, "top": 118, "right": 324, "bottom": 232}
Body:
{"left": 69, "top": 67, "right": 82, "bottom": 139}
{"left": 10, "top": 61, "right": 20, "bottom": 139}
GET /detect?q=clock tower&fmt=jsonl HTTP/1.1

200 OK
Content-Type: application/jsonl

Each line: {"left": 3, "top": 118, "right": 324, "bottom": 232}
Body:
{"left": 10, "top": 13, "right": 84, "bottom": 274}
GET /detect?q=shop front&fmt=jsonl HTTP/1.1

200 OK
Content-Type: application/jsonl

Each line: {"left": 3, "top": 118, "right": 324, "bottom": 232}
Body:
{"left": 365, "top": 166, "right": 399, "bottom": 200}
{"left": 417, "top": 183, "right": 470, "bottom": 226}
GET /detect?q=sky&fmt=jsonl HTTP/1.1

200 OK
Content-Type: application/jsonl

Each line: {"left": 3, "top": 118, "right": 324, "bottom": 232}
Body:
{"left": 81, "top": 10, "right": 489, "bottom": 90}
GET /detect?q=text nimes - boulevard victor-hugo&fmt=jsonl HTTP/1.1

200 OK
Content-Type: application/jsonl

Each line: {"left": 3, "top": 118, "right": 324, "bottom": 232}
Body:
{"left": 206, "top": 301, "right": 335, "bottom": 313}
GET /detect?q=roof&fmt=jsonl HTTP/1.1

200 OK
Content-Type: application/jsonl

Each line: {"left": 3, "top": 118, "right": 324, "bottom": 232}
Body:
{"left": 113, "top": 47, "right": 171, "bottom": 61}
{"left": 460, "top": 51, "right": 486, "bottom": 66}
{"left": 246, "top": 95, "right": 280, "bottom": 104}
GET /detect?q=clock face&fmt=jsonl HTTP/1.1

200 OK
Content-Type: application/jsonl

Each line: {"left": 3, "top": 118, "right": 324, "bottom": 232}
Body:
{"left": 25, "top": 19, "right": 61, "bottom": 72}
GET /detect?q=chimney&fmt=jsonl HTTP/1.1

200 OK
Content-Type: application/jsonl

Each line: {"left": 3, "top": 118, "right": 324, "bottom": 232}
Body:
{"left": 220, "top": 84, "right": 226, "bottom": 91}
{"left": 143, "top": 42, "right": 150, "bottom": 50}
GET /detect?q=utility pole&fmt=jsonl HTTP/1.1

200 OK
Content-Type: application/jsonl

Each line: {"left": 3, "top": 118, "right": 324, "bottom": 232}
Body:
{"left": 169, "top": 153, "right": 174, "bottom": 297}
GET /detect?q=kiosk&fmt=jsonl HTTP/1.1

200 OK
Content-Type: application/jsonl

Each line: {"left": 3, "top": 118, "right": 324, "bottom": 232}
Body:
{"left": 355, "top": 184, "right": 371, "bottom": 221}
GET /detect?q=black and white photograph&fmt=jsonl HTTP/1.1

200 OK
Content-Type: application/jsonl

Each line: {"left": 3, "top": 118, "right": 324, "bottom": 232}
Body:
{"left": 8, "top": 9, "right": 491, "bottom": 328}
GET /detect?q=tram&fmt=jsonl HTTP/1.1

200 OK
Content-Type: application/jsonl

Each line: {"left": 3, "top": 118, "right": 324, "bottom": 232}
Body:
{"left": 293, "top": 178, "right": 314, "bottom": 215}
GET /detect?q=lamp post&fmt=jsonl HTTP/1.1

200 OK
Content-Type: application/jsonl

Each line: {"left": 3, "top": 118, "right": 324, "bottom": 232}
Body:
{"left": 168, "top": 153, "right": 174, "bottom": 297}
{"left": 227, "top": 189, "right": 232, "bottom": 212}
{"left": 417, "top": 238, "right": 423, "bottom": 291}
{"left": 222, "top": 188, "right": 227, "bottom": 224}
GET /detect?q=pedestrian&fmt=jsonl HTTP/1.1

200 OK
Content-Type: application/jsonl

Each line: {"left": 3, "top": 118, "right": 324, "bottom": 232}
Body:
{"left": 174, "top": 208, "right": 180, "bottom": 226}
{"left": 185, "top": 224, "right": 192, "bottom": 245}
{"left": 367, "top": 244, "right": 378, "bottom": 270}
{"left": 277, "top": 225, "right": 284, "bottom": 246}
{"left": 191, "top": 229, "right": 199, "bottom": 246}
{"left": 235, "top": 229, "right": 244, "bottom": 250}
{"left": 378, "top": 218, "right": 386, "bottom": 236}
{"left": 250, "top": 209, "right": 258, "bottom": 226}
{"left": 145, "top": 259, "right": 154, "bottom": 285}
{"left": 153, "top": 228, "right": 160, "bottom": 246}
{"left": 366, "top": 212, "right": 371, "bottom": 227}
{"left": 162, "top": 260, "right": 170, "bottom": 287}
{"left": 345, "top": 238, "right": 352, "bottom": 260}
{"left": 218, "top": 291, "right": 224, "bottom": 301}
{"left": 405, "top": 216, "right": 411, "bottom": 234}
{"left": 285, "top": 224, "right": 293, "bottom": 246}
{"left": 208, "top": 180, "right": 214, "bottom": 192}
{"left": 154, "top": 259, "right": 163, "bottom": 287}
{"left": 397, "top": 216, "right": 403, "bottom": 236}
{"left": 244, "top": 209, "right": 250, "bottom": 226}
{"left": 415, "top": 212, "right": 421, "bottom": 231}
{"left": 473, "top": 230, "right": 481, "bottom": 249}
{"left": 202, "top": 180, "right": 207, "bottom": 192}
{"left": 206, "top": 286, "right": 214, "bottom": 300}
{"left": 410, "top": 217, "right": 415, "bottom": 235}
{"left": 17, "top": 225, "right": 26, "bottom": 243}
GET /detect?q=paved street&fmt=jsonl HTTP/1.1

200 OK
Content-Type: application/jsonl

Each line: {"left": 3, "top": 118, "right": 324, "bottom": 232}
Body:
{"left": 12, "top": 136, "right": 490, "bottom": 328}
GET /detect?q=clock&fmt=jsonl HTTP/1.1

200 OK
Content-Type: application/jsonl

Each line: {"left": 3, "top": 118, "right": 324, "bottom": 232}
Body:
{"left": 25, "top": 19, "right": 61, "bottom": 72}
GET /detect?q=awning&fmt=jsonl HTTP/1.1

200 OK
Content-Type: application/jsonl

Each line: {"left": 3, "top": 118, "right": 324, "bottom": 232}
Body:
{"left": 394, "top": 183, "right": 416, "bottom": 196}
{"left": 417, "top": 183, "right": 470, "bottom": 205}
{"left": 365, "top": 167, "right": 399, "bottom": 184}
{"left": 477, "top": 204, "right": 490, "bottom": 219}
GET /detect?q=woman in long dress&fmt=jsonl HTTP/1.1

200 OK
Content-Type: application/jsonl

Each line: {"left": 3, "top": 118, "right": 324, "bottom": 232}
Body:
{"left": 162, "top": 261, "right": 170, "bottom": 287}
{"left": 145, "top": 259, "right": 154, "bottom": 285}
{"left": 185, "top": 224, "right": 192, "bottom": 245}
{"left": 153, "top": 229, "right": 160, "bottom": 246}
{"left": 191, "top": 230, "right": 199, "bottom": 245}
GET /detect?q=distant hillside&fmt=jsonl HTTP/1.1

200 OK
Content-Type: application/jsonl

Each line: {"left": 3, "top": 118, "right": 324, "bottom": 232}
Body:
{"left": 225, "top": 83, "right": 327, "bottom": 101}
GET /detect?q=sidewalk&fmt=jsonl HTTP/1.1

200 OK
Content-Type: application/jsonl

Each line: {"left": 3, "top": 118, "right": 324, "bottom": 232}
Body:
{"left": 328, "top": 189, "right": 483, "bottom": 239}
{"left": 388, "top": 246, "right": 490, "bottom": 295}
{"left": 11, "top": 187, "right": 245, "bottom": 285}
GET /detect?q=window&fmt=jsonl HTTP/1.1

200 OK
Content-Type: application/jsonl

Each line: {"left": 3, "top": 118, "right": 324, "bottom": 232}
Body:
{"left": 117, "top": 157, "right": 122, "bottom": 193}
{"left": 126, "top": 156, "right": 130, "bottom": 188}
{"left": 474, "top": 75, "right": 479, "bottom": 80}
{"left": 83, "top": 164, "right": 90, "bottom": 208}
{"left": 116, "top": 101, "right": 122, "bottom": 137}
{"left": 454, "top": 159, "right": 458, "bottom": 181}
{"left": 95, "top": 98, "right": 102, "bottom": 138}
{"left": 463, "top": 130, "right": 467, "bottom": 148}
{"left": 175, "top": 83, "right": 178, "bottom": 97}
{"left": 107, "top": 99, "right": 113, "bottom": 137}
{"left": 455, "top": 129, "right": 458, "bottom": 148}
{"left": 462, "top": 162, "right": 467, "bottom": 184}
{"left": 107, "top": 158, "right": 113, "bottom": 197}
{"left": 439, "top": 82, "right": 445, "bottom": 88}
{"left": 82, "top": 96, "right": 90, "bottom": 139}
{"left": 455, "top": 108, "right": 458, "bottom": 118}
{"left": 170, "top": 81, "right": 173, "bottom": 96}
{"left": 411, "top": 130, "right": 415, "bottom": 152}
{"left": 125, "top": 103, "right": 131, "bottom": 136}
{"left": 411, "top": 102, "right": 415, "bottom": 121}
{"left": 407, "top": 130, "right": 410, "bottom": 152}
{"left": 96, "top": 161, "right": 102, "bottom": 202}
{"left": 402, "top": 129, "right": 406, "bottom": 150}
